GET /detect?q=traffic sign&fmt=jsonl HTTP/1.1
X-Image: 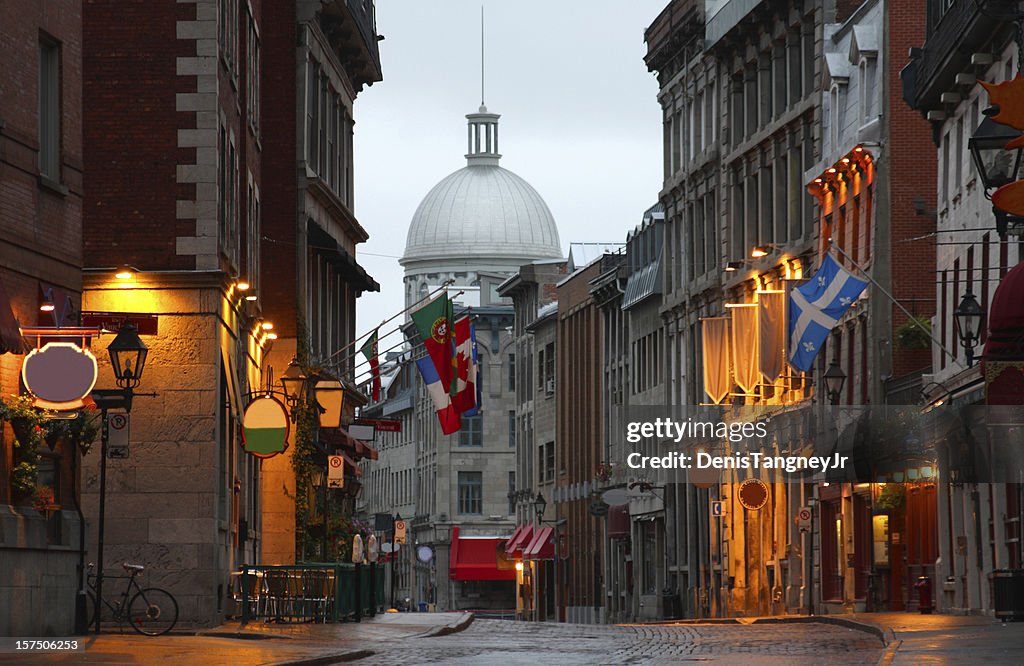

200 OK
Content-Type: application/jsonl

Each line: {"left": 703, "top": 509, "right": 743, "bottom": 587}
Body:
{"left": 797, "top": 506, "right": 812, "bottom": 529}
{"left": 327, "top": 455, "right": 345, "bottom": 488}
{"left": 108, "top": 446, "right": 129, "bottom": 459}
{"left": 711, "top": 500, "right": 723, "bottom": 517}
{"left": 109, "top": 412, "right": 130, "bottom": 448}
{"left": 395, "top": 519, "right": 407, "bottom": 544}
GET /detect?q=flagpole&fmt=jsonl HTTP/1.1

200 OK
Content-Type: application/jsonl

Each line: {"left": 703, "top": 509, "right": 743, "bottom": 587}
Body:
{"left": 827, "top": 238, "right": 956, "bottom": 362}
{"left": 318, "top": 280, "right": 456, "bottom": 367}
{"left": 333, "top": 295, "right": 468, "bottom": 375}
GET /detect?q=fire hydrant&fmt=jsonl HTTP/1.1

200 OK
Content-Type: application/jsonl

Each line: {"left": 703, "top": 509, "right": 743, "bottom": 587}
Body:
{"left": 915, "top": 576, "right": 934, "bottom": 614}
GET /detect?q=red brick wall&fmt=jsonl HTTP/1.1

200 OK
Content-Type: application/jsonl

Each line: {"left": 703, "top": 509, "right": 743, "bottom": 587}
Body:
{"left": 886, "top": 0, "right": 936, "bottom": 379}
{"left": 82, "top": 1, "right": 196, "bottom": 271}
{"left": 556, "top": 262, "right": 604, "bottom": 613}
{"left": 258, "top": 0, "right": 299, "bottom": 339}
{"left": 0, "top": 0, "right": 84, "bottom": 502}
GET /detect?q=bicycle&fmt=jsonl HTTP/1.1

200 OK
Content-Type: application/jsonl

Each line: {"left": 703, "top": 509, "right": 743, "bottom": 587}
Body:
{"left": 86, "top": 562, "right": 179, "bottom": 636}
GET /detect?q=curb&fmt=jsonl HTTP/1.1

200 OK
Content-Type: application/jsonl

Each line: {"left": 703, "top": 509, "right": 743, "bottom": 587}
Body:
{"left": 750, "top": 615, "right": 894, "bottom": 646}
{"left": 270, "top": 648, "right": 375, "bottom": 666}
{"left": 422, "top": 612, "right": 475, "bottom": 638}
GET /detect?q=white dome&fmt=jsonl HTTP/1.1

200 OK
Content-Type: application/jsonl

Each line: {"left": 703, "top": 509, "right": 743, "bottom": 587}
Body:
{"left": 401, "top": 107, "right": 562, "bottom": 267}
{"left": 402, "top": 164, "right": 562, "bottom": 265}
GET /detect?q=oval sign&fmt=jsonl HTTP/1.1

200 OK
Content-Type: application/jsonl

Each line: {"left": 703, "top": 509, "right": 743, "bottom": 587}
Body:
{"left": 242, "top": 395, "right": 290, "bottom": 458}
{"left": 22, "top": 342, "right": 99, "bottom": 410}
{"left": 601, "top": 488, "right": 630, "bottom": 507}
{"left": 738, "top": 478, "right": 770, "bottom": 511}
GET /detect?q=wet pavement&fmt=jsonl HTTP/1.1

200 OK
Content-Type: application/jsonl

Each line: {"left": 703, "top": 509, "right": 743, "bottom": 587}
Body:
{"left": 848, "top": 612, "right": 1024, "bottom": 665}
{"left": 368, "top": 618, "right": 883, "bottom": 665}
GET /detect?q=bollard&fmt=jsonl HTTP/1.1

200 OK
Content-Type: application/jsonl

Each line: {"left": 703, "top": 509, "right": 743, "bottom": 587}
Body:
{"left": 914, "top": 576, "right": 933, "bottom": 614}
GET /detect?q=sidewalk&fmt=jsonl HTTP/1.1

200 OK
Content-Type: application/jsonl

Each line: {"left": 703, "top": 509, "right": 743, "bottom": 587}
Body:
{"left": 842, "top": 612, "right": 1024, "bottom": 665}
{"left": 2, "top": 612, "right": 473, "bottom": 665}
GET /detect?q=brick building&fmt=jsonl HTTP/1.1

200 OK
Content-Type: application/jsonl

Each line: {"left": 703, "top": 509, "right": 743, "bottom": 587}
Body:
{"left": 81, "top": 0, "right": 268, "bottom": 625}
{"left": 0, "top": 0, "right": 84, "bottom": 636}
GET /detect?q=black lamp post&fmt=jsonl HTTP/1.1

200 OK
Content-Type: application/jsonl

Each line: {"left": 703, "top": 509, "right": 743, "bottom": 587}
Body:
{"left": 533, "top": 492, "right": 547, "bottom": 522}
{"left": 91, "top": 322, "right": 148, "bottom": 634}
{"left": 969, "top": 113, "right": 1024, "bottom": 238}
{"left": 280, "top": 357, "right": 308, "bottom": 419}
{"left": 823, "top": 359, "right": 847, "bottom": 406}
{"left": 954, "top": 291, "right": 985, "bottom": 367}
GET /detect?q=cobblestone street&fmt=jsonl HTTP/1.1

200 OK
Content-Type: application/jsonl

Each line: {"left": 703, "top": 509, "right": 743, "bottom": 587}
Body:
{"left": 369, "top": 619, "right": 884, "bottom": 665}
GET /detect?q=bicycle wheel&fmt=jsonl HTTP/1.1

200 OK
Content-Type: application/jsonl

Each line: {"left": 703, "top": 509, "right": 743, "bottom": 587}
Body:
{"left": 127, "top": 588, "right": 178, "bottom": 636}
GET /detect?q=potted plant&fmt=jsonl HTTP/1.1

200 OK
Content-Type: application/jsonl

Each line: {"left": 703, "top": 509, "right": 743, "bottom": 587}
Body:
{"left": 32, "top": 484, "right": 59, "bottom": 514}
{"left": 876, "top": 484, "right": 906, "bottom": 511}
{"left": 0, "top": 395, "right": 45, "bottom": 501}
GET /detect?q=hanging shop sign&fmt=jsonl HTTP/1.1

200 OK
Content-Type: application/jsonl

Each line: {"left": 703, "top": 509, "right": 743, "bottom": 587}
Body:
{"left": 738, "top": 478, "right": 769, "bottom": 511}
{"left": 21, "top": 342, "right": 99, "bottom": 410}
{"left": 241, "top": 395, "right": 290, "bottom": 459}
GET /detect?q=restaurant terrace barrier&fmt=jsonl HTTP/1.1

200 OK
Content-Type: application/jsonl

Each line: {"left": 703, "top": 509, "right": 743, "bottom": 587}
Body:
{"left": 234, "top": 563, "right": 385, "bottom": 624}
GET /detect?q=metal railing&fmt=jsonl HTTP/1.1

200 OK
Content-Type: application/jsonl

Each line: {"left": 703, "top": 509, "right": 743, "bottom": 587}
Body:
{"left": 235, "top": 563, "right": 384, "bottom": 624}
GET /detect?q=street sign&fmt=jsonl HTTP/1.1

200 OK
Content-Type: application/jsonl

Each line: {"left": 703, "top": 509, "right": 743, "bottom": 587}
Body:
{"left": 348, "top": 424, "right": 376, "bottom": 441}
{"left": 354, "top": 418, "right": 401, "bottom": 433}
{"left": 711, "top": 500, "right": 723, "bottom": 517}
{"left": 395, "top": 519, "right": 407, "bottom": 544}
{"left": 109, "top": 412, "right": 130, "bottom": 448}
{"left": 738, "top": 479, "right": 769, "bottom": 511}
{"left": 327, "top": 455, "right": 345, "bottom": 488}
{"left": 797, "top": 506, "right": 812, "bottom": 529}
{"left": 108, "top": 446, "right": 129, "bottom": 459}
{"left": 589, "top": 500, "right": 609, "bottom": 517}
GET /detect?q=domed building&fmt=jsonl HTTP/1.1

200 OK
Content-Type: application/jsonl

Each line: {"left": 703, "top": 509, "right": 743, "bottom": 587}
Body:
{"left": 401, "top": 106, "right": 562, "bottom": 307}
{"left": 360, "top": 105, "right": 563, "bottom": 615}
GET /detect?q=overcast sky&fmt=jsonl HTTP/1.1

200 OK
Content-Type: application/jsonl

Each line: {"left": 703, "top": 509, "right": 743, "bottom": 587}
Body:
{"left": 353, "top": 0, "right": 667, "bottom": 348}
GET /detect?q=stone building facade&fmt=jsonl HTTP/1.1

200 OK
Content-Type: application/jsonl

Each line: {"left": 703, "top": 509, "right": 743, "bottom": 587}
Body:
{"left": 0, "top": 0, "right": 84, "bottom": 636}
{"left": 81, "top": 0, "right": 269, "bottom": 625}
{"left": 902, "top": 0, "right": 1023, "bottom": 614}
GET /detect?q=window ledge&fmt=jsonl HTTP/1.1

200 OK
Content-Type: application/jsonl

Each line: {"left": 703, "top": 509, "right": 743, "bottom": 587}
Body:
{"left": 37, "top": 174, "right": 68, "bottom": 197}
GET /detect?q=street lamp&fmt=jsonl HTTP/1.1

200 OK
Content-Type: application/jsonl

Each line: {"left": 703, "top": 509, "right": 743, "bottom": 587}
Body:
{"left": 823, "top": 359, "right": 847, "bottom": 406}
{"left": 91, "top": 321, "right": 149, "bottom": 634}
{"left": 533, "top": 492, "right": 547, "bottom": 522}
{"left": 969, "top": 113, "right": 1024, "bottom": 239}
{"left": 954, "top": 291, "right": 985, "bottom": 367}
{"left": 280, "top": 357, "right": 308, "bottom": 416}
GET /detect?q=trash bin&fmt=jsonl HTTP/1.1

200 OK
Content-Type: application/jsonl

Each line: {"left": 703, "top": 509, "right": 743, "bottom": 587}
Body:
{"left": 418, "top": 602, "right": 428, "bottom": 612}
{"left": 661, "top": 588, "right": 682, "bottom": 620}
{"left": 992, "top": 569, "right": 1024, "bottom": 621}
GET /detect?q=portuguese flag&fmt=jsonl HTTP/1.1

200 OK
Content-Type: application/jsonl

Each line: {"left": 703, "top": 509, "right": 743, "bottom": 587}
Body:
{"left": 361, "top": 329, "right": 381, "bottom": 401}
{"left": 410, "top": 293, "right": 456, "bottom": 396}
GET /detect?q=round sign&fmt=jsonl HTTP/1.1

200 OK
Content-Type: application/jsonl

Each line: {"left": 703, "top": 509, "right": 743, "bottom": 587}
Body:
{"left": 395, "top": 520, "right": 406, "bottom": 531}
{"left": 797, "top": 508, "right": 812, "bottom": 522}
{"left": 329, "top": 456, "right": 343, "bottom": 468}
{"left": 109, "top": 413, "right": 128, "bottom": 430}
{"left": 242, "top": 395, "right": 290, "bottom": 459}
{"left": 417, "top": 545, "right": 433, "bottom": 563}
{"left": 601, "top": 488, "right": 629, "bottom": 507}
{"left": 738, "top": 478, "right": 769, "bottom": 511}
{"left": 22, "top": 342, "right": 98, "bottom": 410}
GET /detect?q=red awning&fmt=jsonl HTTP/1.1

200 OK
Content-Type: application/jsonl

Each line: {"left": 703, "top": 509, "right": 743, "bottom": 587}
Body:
{"left": 320, "top": 427, "right": 379, "bottom": 460}
{"left": 608, "top": 504, "right": 630, "bottom": 540}
{"left": 449, "top": 527, "right": 516, "bottom": 581}
{"left": 0, "top": 276, "right": 25, "bottom": 354}
{"left": 524, "top": 526, "right": 554, "bottom": 560}
{"left": 505, "top": 524, "right": 534, "bottom": 557}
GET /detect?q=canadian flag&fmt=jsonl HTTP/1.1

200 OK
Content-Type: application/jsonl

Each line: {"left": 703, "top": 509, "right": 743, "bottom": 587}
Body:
{"left": 452, "top": 316, "right": 478, "bottom": 414}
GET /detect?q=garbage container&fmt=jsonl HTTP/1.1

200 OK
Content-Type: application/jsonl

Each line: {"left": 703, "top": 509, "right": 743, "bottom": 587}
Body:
{"left": 992, "top": 569, "right": 1024, "bottom": 621}
{"left": 661, "top": 588, "right": 682, "bottom": 620}
{"left": 418, "top": 602, "right": 428, "bottom": 612}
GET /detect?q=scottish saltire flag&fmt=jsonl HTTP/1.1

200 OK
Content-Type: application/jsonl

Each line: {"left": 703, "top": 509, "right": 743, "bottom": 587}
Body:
{"left": 415, "top": 357, "right": 461, "bottom": 435}
{"left": 788, "top": 254, "right": 868, "bottom": 372}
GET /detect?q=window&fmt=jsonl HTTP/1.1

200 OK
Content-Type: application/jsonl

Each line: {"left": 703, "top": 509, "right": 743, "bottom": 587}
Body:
{"left": 457, "top": 472, "right": 482, "bottom": 515}
{"left": 306, "top": 60, "right": 318, "bottom": 168}
{"left": 507, "top": 353, "right": 516, "bottom": 391}
{"left": 537, "top": 348, "right": 545, "bottom": 388}
{"left": 507, "top": 471, "right": 515, "bottom": 515}
{"left": 544, "top": 343, "right": 555, "bottom": 386}
{"left": 38, "top": 39, "right": 60, "bottom": 181}
{"left": 544, "top": 441, "right": 555, "bottom": 482}
{"left": 247, "top": 11, "right": 260, "bottom": 133}
{"left": 459, "top": 415, "right": 482, "bottom": 447}
{"left": 219, "top": 0, "right": 239, "bottom": 76}
{"left": 508, "top": 411, "right": 515, "bottom": 448}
